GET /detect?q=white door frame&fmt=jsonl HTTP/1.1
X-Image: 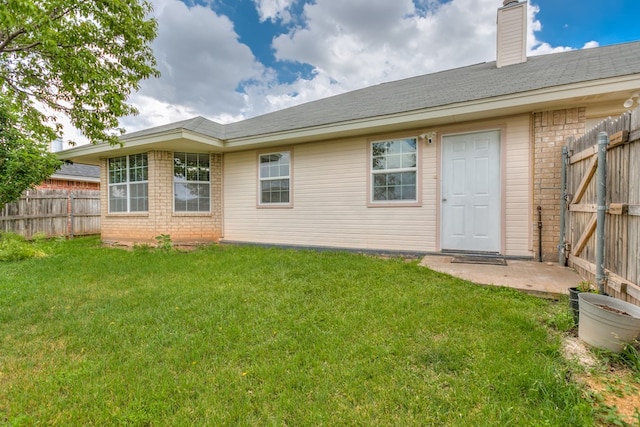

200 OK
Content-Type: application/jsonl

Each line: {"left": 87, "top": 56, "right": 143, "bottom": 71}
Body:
{"left": 440, "top": 130, "right": 502, "bottom": 253}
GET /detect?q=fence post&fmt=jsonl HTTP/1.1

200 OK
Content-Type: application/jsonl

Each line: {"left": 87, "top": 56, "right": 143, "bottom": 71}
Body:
{"left": 596, "top": 132, "right": 609, "bottom": 294}
{"left": 559, "top": 145, "right": 569, "bottom": 265}
{"left": 70, "top": 192, "right": 75, "bottom": 239}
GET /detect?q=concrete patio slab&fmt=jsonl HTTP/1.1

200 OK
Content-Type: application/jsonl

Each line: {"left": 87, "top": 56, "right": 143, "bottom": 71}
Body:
{"left": 419, "top": 255, "right": 583, "bottom": 298}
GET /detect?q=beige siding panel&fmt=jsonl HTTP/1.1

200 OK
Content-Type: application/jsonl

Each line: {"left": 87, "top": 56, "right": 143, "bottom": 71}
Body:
{"left": 504, "top": 115, "right": 533, "bottom": 257}
{"left": 224, "top": 117, "right": 530, "bottom": 256}
{"left": 224, "top": 137, "right": 438, "bottom": 252}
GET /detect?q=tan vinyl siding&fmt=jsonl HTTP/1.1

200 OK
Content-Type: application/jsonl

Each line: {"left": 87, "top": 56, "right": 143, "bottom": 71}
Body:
{"left": 504, "top": 115, "right": 532, "bottom": 256}
{"left": 224, "top": 117, "right": 531, "bottom": 256}
{"left": 224, "top": 136, "right": 438, "bottom": 252}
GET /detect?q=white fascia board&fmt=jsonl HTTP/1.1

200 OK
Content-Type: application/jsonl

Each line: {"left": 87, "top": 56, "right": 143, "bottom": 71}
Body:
{"left": 224, "top": 75, "right": 640, "bottom": 149}
{"left": 57, "top": 143, "right": 109, "bottom": 163}
{"left": 120, "top": 129, "right": 224, "bottom": 149}
{"left": 57, "top": 129, "right": 224, "bottom": 162}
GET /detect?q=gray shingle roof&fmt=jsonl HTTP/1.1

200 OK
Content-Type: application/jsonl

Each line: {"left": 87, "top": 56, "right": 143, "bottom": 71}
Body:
{"left": 121, "top": 116, "right": 225, "bottom": 141}
{"left": 124, "top": 41, "right": 640, "bottom": 141}
{"left": 54, "top": 163, "right": 100, "bottom": 179}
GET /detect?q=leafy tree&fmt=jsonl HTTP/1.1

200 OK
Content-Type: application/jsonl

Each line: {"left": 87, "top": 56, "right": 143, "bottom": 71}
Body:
{"left": 0, "top": 105, "right": 60, "bottom": 205}
{"left": 0, "top": 0, "right": 159, "bottom": 203}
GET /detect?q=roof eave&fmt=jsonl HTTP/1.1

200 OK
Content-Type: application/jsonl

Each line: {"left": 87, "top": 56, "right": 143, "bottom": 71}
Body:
{"left": 57, "top": 74, "right": 640, "bottom": 161}
{"left": 58, "top": 129, "right": 224, "bottom": 164}
{"left": 223, "top": 74, "right": 640, "bottom": 149}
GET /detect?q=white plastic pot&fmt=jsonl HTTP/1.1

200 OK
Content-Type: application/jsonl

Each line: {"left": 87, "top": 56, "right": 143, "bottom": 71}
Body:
{"left": 578, "top": 293, "right": 640, "bottom": 352}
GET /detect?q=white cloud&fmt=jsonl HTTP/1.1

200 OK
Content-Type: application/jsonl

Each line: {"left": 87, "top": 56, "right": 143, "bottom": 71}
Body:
{"left": 61, "top": 0, "right": 605, "bottom": 144}
{"left": 141, "top": 0, "right": 265, "bottom": 115}
{"left": 267, "top": 0, "right": 499, "bottom": 108}
{"left": 253, "top": 0, "right": 297, "bottom": 22}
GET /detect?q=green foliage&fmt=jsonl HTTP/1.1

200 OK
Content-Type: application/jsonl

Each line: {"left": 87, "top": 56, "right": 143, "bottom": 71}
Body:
{"left": 577, "top": 280, "right": 597, "bottom": 293}
{"left": 545, "top": 299, "right": 577, "bottom": 332}
{"left": 0, "top": 0, "right": 159, "bottom": 145}
{"left": 0, "top": 238, "right": 596, "bottom": 425}
{"left": 615, "top": 341, "right": 640, "bottom": 374}
{"left": 0, "top": 0, "right": 159, "bottom": 203}
{"left": 0, "top": 105, "right": 61, "bottom": 205}
{"left": 154, "top": 234, "right": 172, "bottom": 251}
{"left": 132, "top": 242, "right": 153, "bottom": 253}
{"left": 0, "top": 232, "right": 46, "bottom": 261}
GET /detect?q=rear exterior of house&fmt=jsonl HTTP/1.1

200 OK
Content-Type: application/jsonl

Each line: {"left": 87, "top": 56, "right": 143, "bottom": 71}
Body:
{"left": 223, "top": 118, "right": 531, "bottom": 256}
{"left": 58, "top": 1, "right": 640, "bottom": 260}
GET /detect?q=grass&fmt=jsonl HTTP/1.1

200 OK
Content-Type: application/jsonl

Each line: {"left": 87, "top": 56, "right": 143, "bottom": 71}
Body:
{"left": 0, "top": 236, "right": 595, "bottom": 425}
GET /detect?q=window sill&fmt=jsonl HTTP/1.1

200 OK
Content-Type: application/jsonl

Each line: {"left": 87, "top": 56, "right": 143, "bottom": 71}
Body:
{"left": 106, "top": 212, "right": 149, "bottom": 217}
{"left": 172, "top": 212, "right": 213, "bottom": 217}
{"left": 367, "top": 201, "right": 422, "bottom": 208}
{"left": 257, "top": 204, "right": 294, "bottom": 209}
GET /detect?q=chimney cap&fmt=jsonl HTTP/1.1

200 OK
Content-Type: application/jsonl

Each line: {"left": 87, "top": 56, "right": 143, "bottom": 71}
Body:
{"left": 503, "top": 0, "right": 519, "bottom": 6}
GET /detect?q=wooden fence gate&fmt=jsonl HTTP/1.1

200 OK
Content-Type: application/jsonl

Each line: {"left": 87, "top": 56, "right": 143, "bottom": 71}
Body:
{"left": 0, "top": 189, "right": 100, "bottom": 239}
{"left": 561, "top": 108, "right": 640, "bottom": 306}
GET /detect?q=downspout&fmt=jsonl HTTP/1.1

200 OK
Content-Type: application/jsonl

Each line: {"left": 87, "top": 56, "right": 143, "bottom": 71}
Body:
{"left": 596, "top": 132, "right": 608, "bottom": 294}
{"left": 558, "top": 146, "right": 568, "bottom": 265}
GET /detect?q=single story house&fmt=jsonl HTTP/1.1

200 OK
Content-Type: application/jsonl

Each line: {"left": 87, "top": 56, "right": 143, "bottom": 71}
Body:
{"left": 59, "top": 0, "right": 640, "bottom": 260}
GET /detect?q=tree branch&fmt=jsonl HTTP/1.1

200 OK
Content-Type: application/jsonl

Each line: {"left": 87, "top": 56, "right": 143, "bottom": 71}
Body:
{"left": 0, "top": 27, "right": 28, "bottom": 52}
{"left": 0, "top": 3, "right": 77, "bottom": 52}
{"left": 1, "top": 41, "right": 42, "bottom": 53}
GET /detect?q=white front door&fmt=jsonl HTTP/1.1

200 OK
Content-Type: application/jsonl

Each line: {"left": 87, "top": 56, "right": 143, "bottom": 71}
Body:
{"left": 441, "top": 131, "right": 501, "bottom": 253}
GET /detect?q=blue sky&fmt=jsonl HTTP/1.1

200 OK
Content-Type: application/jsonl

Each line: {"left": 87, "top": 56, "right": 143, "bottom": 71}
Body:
{"left": 64, "top": 0, "right": 640, "bottom": 143}
{"left": 533, "top": 1, "right": 639, "bottom": 47}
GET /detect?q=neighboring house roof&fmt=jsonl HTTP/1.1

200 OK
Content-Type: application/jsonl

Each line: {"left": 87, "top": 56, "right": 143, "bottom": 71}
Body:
{"left": 51, "top": 163, "right": 100, "bottom": 182}
{"left": 59, "top": 41, "right": 640, "bottom": 164}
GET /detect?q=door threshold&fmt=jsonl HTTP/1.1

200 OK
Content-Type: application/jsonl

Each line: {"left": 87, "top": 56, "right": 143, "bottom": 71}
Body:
{"left": 441, "top": 250, "right": 501, "bottom": 257}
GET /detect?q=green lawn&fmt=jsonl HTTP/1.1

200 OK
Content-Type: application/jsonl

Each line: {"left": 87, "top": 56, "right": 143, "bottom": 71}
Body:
{"left": 0, "top": 236, "right": 593, "bottom": 425}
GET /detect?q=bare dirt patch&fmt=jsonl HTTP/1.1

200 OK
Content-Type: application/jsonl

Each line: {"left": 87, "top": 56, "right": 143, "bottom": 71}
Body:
{"left": 563, "top": 335, "right": 598, "bottom": 368}
{"left": 581, "top": 370, "right": 640, "bottom": 425}
{"left": 563, "top": 335, "right": 640, "bottom": 425}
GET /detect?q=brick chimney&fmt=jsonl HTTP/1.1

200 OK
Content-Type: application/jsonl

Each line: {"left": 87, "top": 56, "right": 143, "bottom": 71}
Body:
{"left": 496, "top": 0, "right": 527, "bottom": 68}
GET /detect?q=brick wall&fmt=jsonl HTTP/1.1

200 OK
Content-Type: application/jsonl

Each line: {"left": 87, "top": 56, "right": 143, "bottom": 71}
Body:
{"left": 38, "top": 178, "right": 99, "bottom": 190}
{"left": 101, "top": 151, "right": 223, "bottom": 245}
{"left": 533, "top": 108, "right": 586, "bottom": 261}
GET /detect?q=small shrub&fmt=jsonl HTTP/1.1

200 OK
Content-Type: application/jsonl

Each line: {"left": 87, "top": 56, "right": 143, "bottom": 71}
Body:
{"left": 0, "top": 233, "right": 47, "bottom": 261}
{"left": 154, "top": 234, "right": 173, "bottom": 251}
{"left": 577, "top": 280, "right": 597, "bottom": 293}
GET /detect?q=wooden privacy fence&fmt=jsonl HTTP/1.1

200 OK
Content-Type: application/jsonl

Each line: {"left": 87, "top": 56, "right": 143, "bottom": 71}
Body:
{"left": 0, "top": 189, "right": 100, "bottom": 239}
{"left": 561, "top": 107, "right": 640, "bottom": 306}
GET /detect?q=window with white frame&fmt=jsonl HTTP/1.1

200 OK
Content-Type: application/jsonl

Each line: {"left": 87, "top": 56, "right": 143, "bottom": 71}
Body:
{"left": 371, "top": 138, "right": 417, "bottom": 202}
{"left": 108, "top": 154, "right": 148, "bottom": 213}
{"left": 173, "top": 153, "right": 210, "bottom": 212}
{"left": 259, "top": 151, "right": 290, "bottom": 205}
